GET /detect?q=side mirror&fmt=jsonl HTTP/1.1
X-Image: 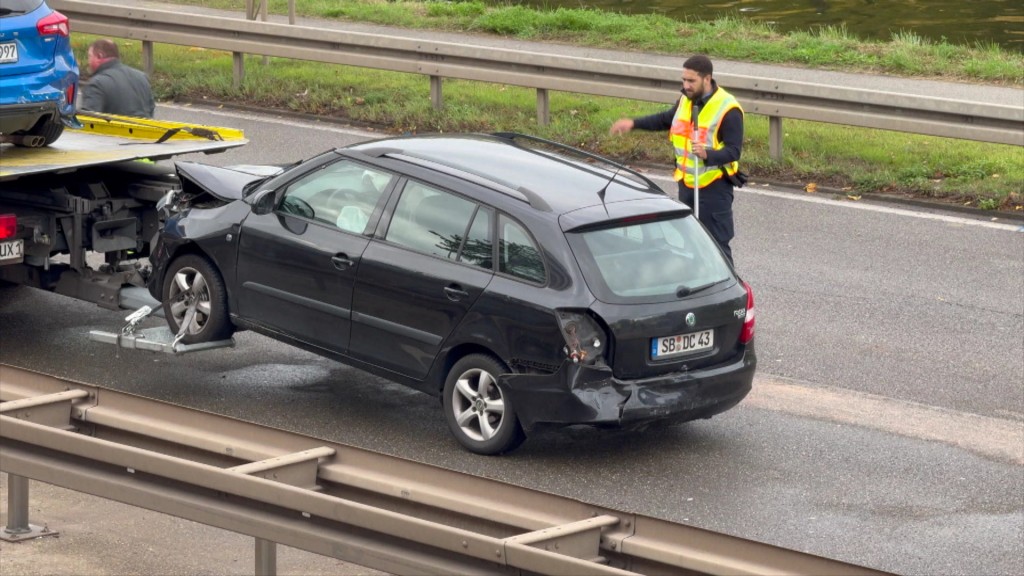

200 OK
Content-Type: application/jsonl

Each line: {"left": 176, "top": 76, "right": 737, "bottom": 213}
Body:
{"left": 247, "top": 189, "right": 276, "bottom": 215}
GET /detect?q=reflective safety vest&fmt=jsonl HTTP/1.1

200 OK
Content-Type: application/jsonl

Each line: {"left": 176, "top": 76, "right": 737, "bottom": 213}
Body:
{"left": 669, "top": 87, "right": 742, "bottom": 187}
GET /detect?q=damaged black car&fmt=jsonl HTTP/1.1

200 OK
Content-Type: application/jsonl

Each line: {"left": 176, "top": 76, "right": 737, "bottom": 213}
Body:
{"left": 148, "top": 132, "right": 757, "bottom": 455}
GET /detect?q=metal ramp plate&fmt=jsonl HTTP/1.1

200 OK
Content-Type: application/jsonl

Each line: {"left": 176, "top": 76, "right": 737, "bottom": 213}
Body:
{"left": 89, "top": 326, "right": 234, "bottom": 355}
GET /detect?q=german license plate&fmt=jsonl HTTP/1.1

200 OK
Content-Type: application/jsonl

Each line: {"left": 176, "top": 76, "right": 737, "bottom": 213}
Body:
{"left": 0, "top": 42, "right": 18, "bottom": 64}
{"left": 0, "top": 239, "right": 24, "bottom": 263}
{"left": 652, "top": 329, "right": 713, "bottom": 359}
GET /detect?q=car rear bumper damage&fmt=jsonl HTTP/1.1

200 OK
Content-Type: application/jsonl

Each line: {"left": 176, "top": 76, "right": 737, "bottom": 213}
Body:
{"left": 0, "top": 101, "right": 60, "bottom": 134}
{"left": 501, "top": 345, "right": 756, "bottom": 433}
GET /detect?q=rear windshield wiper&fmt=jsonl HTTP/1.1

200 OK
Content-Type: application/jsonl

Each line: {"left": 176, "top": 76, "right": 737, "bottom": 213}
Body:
{"left": 676, "top": 278, "right": 729, "bottom": 298}
{"left": 0, "top": 9, "right": 29, "bottom": 15}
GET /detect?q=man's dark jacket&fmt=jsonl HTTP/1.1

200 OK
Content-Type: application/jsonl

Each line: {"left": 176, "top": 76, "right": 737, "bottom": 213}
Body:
{"left": 81, "top": 59, "right": 155, "bottom": 118}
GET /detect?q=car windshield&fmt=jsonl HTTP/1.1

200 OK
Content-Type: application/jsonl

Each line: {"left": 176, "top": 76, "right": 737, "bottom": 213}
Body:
{"left": 569, "top": 215, "right": 734, "bottom": 303}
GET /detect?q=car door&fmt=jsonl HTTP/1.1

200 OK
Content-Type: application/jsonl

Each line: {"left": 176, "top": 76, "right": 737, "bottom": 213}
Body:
{"left": 348, "top": 180, "right": 494, "bottom": 379}
{"left": 234, "top": 158, "right": 394, "bottom": 353}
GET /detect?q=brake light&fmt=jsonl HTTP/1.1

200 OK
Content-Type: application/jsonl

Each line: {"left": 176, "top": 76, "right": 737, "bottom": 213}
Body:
{"left": 37, "top": 11, "right": 70, "bottom": 37}
{"left": 0, "top": 214, "right": 16, "bottom": 240}
{"left": 739, "top": 281, "right": 755, "bottom": 344}
{"left": 65, "top": 83, "right": 75, "bottom": 107}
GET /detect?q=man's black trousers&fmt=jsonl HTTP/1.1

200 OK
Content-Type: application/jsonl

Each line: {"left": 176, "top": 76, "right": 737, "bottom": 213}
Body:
{"left": 677, "top": 178, "right": 735, "bottom": 263}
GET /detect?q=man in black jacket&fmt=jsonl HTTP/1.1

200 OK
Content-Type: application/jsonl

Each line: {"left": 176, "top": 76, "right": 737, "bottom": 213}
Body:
{"left": 81, "top": 39, "right": 156, "bottom": 118}
{"left": 610, "top": 55, "right": 744, "bottom": 263}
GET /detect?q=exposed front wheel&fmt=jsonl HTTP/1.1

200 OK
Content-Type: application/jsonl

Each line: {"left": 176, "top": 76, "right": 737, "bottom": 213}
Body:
{"left": 161, "top": 254, "right": 234, "bottom": 344}
{"left": 442, "top": 354, "right": 525, "bottom": 455}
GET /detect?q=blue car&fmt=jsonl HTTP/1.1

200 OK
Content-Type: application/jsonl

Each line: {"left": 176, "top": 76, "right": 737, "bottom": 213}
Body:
{"left": 0, "top": 0, "right": 78, "bottom": 147}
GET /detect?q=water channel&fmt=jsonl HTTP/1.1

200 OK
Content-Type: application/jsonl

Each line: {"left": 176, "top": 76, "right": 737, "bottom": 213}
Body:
{"left": 510, "top": 0, "right": 1023, "bottom": 51}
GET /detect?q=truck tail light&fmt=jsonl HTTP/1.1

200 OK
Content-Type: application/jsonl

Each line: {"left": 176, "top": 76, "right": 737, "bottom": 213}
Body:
{"left": 0, "top": 214, "right": 16, "bottom": 240}
{"left": 37, "top": 11, "right": 70, "bottom": 37}
{"left": 739, "top": 281, "right": 755, "bottom": 344}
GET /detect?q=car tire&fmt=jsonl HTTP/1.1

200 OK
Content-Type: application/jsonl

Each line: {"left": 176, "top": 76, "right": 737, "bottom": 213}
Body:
{"left": 161, "top": 253, "right": 234, "bottom": 344}
{"left": 442, "top": 354, "right": 525, "bottom": 455}
{"left": 21, "top": 116, "right": 65, "bottom": 147}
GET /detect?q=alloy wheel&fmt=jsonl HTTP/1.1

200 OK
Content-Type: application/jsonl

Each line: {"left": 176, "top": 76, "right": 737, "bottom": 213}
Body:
{"left": 450, "top": 367, "right": 506, "bottom": 442}
{"left": 167, "top": 266, "right": 213, "bottom": 336}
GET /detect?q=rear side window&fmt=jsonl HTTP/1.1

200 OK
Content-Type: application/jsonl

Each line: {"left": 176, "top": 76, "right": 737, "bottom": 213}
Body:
{"left": 386, "top": 182, "right": 482, "bottom": 263}
{"left": 461, "top": 206, "right": 494, "bottom": 269}
{"left": 499, "top": 215, "right": 545, "bottom": 284}
{"left": 570, "top": 216, "right": 733, "bottom": 302}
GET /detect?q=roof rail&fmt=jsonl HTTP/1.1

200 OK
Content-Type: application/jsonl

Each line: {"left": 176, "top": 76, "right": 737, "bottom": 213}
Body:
{"left": 491, "top": 132, "right": 663, "bottom": 193}
{"left": 370, "top": 150, "right": 553, "bottom": 212}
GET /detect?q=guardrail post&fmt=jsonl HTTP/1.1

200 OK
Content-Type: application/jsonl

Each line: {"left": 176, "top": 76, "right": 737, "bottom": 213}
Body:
{"left": 233, "top": 53, "right": 245, "bottom": 90}
{"left": 255, "top": 537, "right": 277, "bottom": 576}
{"left": 243, "top": 0, "right": 269, "bottom": 67}
{"left": 537, "top": 88, "right": 550, "bottom": 126}
{"left": 288, "top": 0, "right": 295, "bottom": 25}
{"left": 431, "top": 75, "right": 443, "bottom": 110}
{"left": 769, "top": 115, "right": 783, "bottom": 161}
{"left": 141, "top": 40, "right": 153, "bottom": 77}
{"left": 1, "top": 475, "right": 58, "bottom": 542}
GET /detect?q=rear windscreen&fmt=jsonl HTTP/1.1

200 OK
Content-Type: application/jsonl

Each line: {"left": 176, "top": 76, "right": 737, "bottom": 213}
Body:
{"left": 0, "top": 0, "right": 44, "bottom": 15}
{"left": 568, "top": 215, "right": 734, "bottom": 303}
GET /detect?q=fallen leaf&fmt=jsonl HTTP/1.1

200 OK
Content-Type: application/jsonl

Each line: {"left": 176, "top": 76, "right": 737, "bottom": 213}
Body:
{"left": 846, "top": 194, "right": 862, "bottom": 201}
{"left": 992, "top": 174, "right": 1001, "bottom": 178}
{"left": 804, "top": 183, "right": 818, "bottom": 193}
{"left": 354, "top": 97, "right": 365, "bottom": 105}
{"left": 841, "top": 186, "right": 853, "bottom": 191}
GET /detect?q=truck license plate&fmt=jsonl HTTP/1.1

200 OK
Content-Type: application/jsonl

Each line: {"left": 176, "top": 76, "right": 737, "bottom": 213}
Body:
{"left": 0, "top": 239, "right": 24, "bottom": 263}
{"left": 0, "top": 42, "right": 18, "bottom": 64}
{"left": 652, "top": 329, "right": 714, "bottom": 359}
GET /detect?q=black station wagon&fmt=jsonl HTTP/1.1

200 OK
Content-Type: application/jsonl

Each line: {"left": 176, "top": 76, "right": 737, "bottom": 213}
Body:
{"left": 148, "top": 133, "right": 757, "bottom": 454}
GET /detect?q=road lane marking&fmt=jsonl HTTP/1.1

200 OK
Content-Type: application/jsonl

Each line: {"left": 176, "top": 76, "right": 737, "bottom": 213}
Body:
{"left": 644, "top": 174, "right": 1023, "bottom": 232}
{"left": 747, "top": 374, "right": 1024, "bottom": 465}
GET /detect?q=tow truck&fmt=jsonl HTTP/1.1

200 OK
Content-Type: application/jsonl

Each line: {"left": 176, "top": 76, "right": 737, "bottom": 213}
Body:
{"left": 0, "top": 113, "right": 247, "bottom": 352}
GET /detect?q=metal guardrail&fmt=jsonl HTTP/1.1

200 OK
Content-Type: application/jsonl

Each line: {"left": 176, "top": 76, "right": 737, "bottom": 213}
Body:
{"left": 0, "top": 364, "right": 892, "bottom": 576}
{"left": 51, "top": 0, "right": 1024, "bottom": 160}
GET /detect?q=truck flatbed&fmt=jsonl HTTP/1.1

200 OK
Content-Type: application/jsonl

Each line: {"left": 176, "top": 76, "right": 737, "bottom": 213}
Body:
{"left": 0, "top": 113, "right": 247, "bottom": 181}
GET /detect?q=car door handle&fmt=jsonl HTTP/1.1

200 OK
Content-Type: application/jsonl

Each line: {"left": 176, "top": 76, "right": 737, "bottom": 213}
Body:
{"left": 331, "top": 254, "right": 356, "bottom": 270}
{"left": 443, "top": 285, "right": 469, "bottom": 301}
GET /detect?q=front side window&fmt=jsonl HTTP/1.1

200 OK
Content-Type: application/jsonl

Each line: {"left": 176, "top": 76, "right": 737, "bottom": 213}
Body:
{"left": 276, "top": 159, "right": 392, "bottom": 234}
{"left": 570, "top": 215, "right": 733, "bottom": 302}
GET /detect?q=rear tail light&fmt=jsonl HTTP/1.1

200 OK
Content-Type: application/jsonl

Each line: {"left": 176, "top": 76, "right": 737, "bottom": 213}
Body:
{"left": 739, "top": 281, "right": 755, "bottom": 344}
{"left": 556, "top": 310, "right": 606, "bottom": 365}
{"left": 37, "top": 11, "right": 70, "bottom": 37}
{"left": 65, "top": 83, "right": 76, "bottom": 107}
{"left": 0, "top": 214, "right": 16, "bottom": 240}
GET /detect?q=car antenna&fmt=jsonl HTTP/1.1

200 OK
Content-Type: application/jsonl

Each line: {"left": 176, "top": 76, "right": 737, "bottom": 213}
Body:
{"left": 597, "top": 161, "right": 625, "bottom": 218}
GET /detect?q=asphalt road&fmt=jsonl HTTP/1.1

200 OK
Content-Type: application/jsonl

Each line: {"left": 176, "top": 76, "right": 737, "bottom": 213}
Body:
{"left": 1, "top": 104, "right": 1022, "bottom": 576}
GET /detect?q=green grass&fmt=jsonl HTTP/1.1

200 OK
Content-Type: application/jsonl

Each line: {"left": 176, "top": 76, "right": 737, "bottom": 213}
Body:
{"left": 171, "top": 0, "right": 1024, "bottom": 84}
{"left": 73, "top": 2, "right": 1024, "bottom": 212}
